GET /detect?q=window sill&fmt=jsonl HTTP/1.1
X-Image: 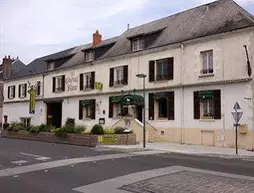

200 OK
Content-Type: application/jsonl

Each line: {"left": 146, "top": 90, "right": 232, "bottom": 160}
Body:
{"left": 199, "top": 118, "right": 215, "bottom": 122}
{"left": 83, "top": 118, "right": 92, "bottom": 121}
{"left": 199, "top": 73, "right": 214, "bottom": 78}
{"left": 19, "top": 96, "right": 26, "bottom": 99}
{"left": 54, "top": 90, "right": 63, "bottom": 93}
{"left": 113, "top": 84, "right": 126, "bottom": 88}
{"left": 156, "top": 118, "right": 168, "bottom": 121}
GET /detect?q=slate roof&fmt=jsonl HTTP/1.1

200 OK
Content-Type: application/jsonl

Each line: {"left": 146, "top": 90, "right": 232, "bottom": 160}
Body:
{"left": 9, "top": 0, "right": 254, "bottom": 80}
{"left": 0, "top": 59, "right": 26, "bottom": 80}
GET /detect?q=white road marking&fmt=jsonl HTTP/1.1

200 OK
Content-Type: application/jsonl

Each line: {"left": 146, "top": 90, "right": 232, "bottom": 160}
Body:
{"left": 0, "top": 150, "right": 164, "bottom": 177}
{"left": 73, "top": 166, "right": 254, "bottom": 193}
{"left": 20, "top": 152, "right": 51, "bottom": 161}
{"left": 11, "top": 160, "right": 28, "bottom": 165}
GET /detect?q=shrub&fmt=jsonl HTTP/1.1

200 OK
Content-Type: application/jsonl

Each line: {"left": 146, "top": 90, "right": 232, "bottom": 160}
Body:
{"left": 53, "top": 127, "right": 67, "bottom": 137}
{"left": 74, "top": 125, "right": 86, "bottom": 134}
{"left": 104, "top": 127, "right": 114, "bottom": 134}
{"left": 91, "top": 124, "right": 104, "bottom": 135}
{"left": 3, "top": 123, "right": 9, "bottom": 130}
{"left": 29, "top": 126, "right": 40, "bottom": 133}
{"left": 65, "top": 118, "right": 75, "bottom": 127}
{"left": 63, "top": 124, "right": 75, "bottom": 133}
{"left": 8, "top": 122, "right": 26, "bottom": 132}
{"left": 114, "top": 126, "right": 133, "bottom": 134}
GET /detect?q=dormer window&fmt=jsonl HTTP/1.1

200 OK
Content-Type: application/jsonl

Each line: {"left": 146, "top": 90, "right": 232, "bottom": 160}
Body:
{"left": 85, "top": 50, "right": 94, "bottom": 62}
{"left": 47, "top": 62, "right": 54, "bottom": 71}
{"left": 132, "top": 38, "right": 144, "bottom": 51}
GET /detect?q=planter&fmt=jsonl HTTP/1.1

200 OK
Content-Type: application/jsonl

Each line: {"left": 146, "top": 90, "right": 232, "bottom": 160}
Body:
{"left": 1, "top": 130, "right": 98, "bottom": 147}
{"left": 97, "top": 133, "right": 136, "bottom": 145}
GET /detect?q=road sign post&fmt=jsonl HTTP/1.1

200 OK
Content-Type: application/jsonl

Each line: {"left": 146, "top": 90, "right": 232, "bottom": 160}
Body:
{"left": 231, "top": 102, "right": 243, "bottom": 155}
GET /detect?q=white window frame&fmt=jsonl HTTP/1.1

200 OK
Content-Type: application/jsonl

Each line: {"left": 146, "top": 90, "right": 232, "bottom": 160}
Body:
{"left": 20, "top": 117, "right": 31, "bottom": 128}
{"left": 9, "top": 86, "right": 15, "bottom": 99}
{"left": 56, "top": 76, "right": 62, "bottom": 91}
{"left": 132, "top": 38, "right": 144, "bottom": 51}
{"left": 201, "top": 50, "right": 213, "bottom": 75}
{"left": 83, "top": 106, "right": 91, "bottom": 119}
{"left": 83, "top": 72, "right": 91, "bottom": 89}
{"left": 114, "top": 66, "right": 124, "bottom": 85}
{"left": 156, "top": 59, "right": 169, "bottom": 80}
{"left": 47, "top": 62, "right": 54, "bottom": 71}
{"left": 20, "top": 84, "right": 26, "bottom": 98}
{"left": 114, "top": 103, "right": 122, "bottom": 117}
{"left": 85, "top": 50, "right": 94, "bottom": 62}
{"left": 200, "top": 98, "right": 214, "bottom": 119}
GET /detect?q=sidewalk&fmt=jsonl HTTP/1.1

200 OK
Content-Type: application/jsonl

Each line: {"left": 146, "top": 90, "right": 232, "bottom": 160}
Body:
{"left": 99, "top": 142, "right": 254, "bottom": 159}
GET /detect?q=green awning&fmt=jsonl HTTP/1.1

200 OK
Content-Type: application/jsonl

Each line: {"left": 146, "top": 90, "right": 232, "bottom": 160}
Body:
{"left": 111, "top": 94, "right": 144, "bottom": 105}
{"left": 153, "top": 92, "right": 168, "bottom": 99}
{"left": 198, "top": 91, "right": 213, "bottom": 99}
{"left": 82, "top": 100, "right": 91, "bottom": 106}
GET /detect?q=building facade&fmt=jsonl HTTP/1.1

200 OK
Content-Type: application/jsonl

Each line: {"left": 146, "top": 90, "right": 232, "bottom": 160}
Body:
{"left": 3, "top": 0, "right": 254, "bottom": 149}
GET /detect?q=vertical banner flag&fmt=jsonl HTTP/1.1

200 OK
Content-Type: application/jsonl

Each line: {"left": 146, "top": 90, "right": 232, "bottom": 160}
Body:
{"left": 28, "top": 86, "right": 36, "bottom": 114}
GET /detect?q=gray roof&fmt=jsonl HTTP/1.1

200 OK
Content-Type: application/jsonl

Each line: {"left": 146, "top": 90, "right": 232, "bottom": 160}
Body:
{"left": 0, "top": 59, "right": 26, "bottom": 80}
{"left": 9, "top": 0, "right": 254, "bottom": 80}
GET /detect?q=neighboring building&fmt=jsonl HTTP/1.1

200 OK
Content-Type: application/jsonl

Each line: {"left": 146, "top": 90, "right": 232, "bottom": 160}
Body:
{"left": 3, "top": 0, "right": 254, "bottom": 149}
{"left": 0, "top": 56, "right": 25, "bottom": 126}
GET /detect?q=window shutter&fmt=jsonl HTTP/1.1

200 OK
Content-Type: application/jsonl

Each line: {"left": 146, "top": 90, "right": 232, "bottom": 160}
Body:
{"left": 148, "top": 93, "right": 154, "bottom": 120}
{"left": 80, "top": 74, "right": 83, "bottom": 91}
{"left": 37, "top": 81, "right": 41, "bottom": 95}
{"left": 167, "top": 92, "right": 174, "bottom": 120}
{"left": 109, "top": 97, "right": 113, "bottom": 118}
{"left": 24, "top": 84, "right": 27, "bottom": 97}
{"left": 90, "top": 72, "right": 95, "bottom": 89}
{"left": 194, "top": 91, "right": 200, "bottom": 119}
{"left": 214, "top": 90, "right": 221, "bottom": 119}
{"left": 18, "top": 85, "right": 21, "bottom": 98}
{"left": 8, "top": 86, "right": 10, "bottom": 99}
{"left": 109, "top": 68, "right": 114, "bottom": 87}
{"left": 123, "top": 65, "right": 128, "bottom": 85}
{"left": 13, "top": 86, "right": 15, "bottom": 98}
{"left": 52, "top": 77, "right": 56, "bottom": 93}
{"left": 90, "top": 99, "right": 96, "bottom": 119}
{"left": 168, "top": 58, "right": 174, "bottom": 80}
{"left": 61, "top": 75, "right": 65, "bottom": 91}
{"left": 149, "top": 61, "right": 155, "bottom": 82}
{"left": 79, "top": 100, "right": 83, "bottom": 120}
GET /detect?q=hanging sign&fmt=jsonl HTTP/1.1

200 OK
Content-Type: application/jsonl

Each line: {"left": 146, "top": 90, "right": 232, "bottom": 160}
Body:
{"left": 28, "top": 86, "right": 36, "bottom": 114}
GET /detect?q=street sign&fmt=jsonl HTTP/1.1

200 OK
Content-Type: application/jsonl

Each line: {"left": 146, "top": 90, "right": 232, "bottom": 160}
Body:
{"left": 233, "top": 102, "right": 241, "bottom": 110}
{"left": 231, "top": 112, "right": 243, "bottom": 123}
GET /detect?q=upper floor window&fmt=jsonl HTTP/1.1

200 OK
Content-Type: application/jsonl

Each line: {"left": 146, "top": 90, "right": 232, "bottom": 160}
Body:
{"left": 36, "top": 81, "right": 41, "bottom": 96}
{"left": 47, "top": 62, "right": 54, "bottom": 71}
{"left": 109, "top": 65, "right": 128, "bottom": 87}
{"left": 132, "top": 38, "right": 144, "bottom": 51}
{"left": 8, "top": 85, "right": 15, "bottom": 99}
{"left": 18, "top": 83, "right": 27, "bottom": 98}
{"left": 85, "top": 50, "right": 94, "bottom": 62}
{"left": 194, "top": 90, "right": 221, "bottom": 120}
{"left": 201, "top": 50, "right": 213, "bottom": 74}
{"left": 52, "top": 75, "right": 65, "bottom": 93}
{"left": 149, "top": 58, "right": 174, "bottom": 82}
{"left": 80, "top": 72, "right": 95, "bottom": 91}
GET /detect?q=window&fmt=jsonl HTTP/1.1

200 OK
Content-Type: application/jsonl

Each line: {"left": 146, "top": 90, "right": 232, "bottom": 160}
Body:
{"left": 52, "top": 75, "right": 65, "bottom": 93}
{"left": 132, "top": 38, "right": 144, "bottom": 51}
{"left": 109, "top": 66, "right": 128, "bottom": 87}
{"left": 156, "top": 59, "right": 169, "bottom": 80}
{"left": 149, "top": 58, "right": 174, "bottom": 82}
{"left": 158, "top": 98, "right": 168, "bottom": 118}
{"left": 194, "top": 90, "right": 221, "bottom": 120}
{"left": 19, "top": 84, "right": 27, "bottom": 98}
{"left": 79, "top": 100, "right": 96, "bottom": 120}
{"left": 8, "top": 85, "right": 15, "bottom": 99}
{"left": 36, "top": 81, "right": 41, "bottom": 95}
{"left": 85, "top": 50, "right": 94, "bottom": 62}
{"left": 115, "top": 103, "right": 122, "bottom": 117}
{"left": 47, "top": 62, "right": 54, "bottom": 71}
{"left": 80, "top": 72, "right": 95, "bottom": 90}
{"left": 20, "top": 117, "right": 31, "bottom": 128}
{"left": 201, "top": 50, "right": 213, "bottom": 74}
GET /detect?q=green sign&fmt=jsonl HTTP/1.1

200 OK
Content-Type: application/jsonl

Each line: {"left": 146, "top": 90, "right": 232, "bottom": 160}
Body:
{"left": 95, "top": 82, "right": 103, "bottom": 90}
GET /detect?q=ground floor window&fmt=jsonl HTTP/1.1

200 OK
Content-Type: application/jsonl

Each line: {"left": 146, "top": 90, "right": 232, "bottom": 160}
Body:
{"left": 83, "top": 105, "right": 92, "bottom": 119}
{"left": 79, "top": 99, "right": 96, "bottom": 120}
{"left": 20, "top": 117, "right": 31, "bottom": 128}
{"left": 158, "top": 98, "right": 168, "bottom": 118}
{"left": 200, "top": 98, "right": 214, "bottom": 118}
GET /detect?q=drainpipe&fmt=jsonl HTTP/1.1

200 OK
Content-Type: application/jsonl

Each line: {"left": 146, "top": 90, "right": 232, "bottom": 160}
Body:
{"left": 180, "top": 43, "right": 185, "bottom": 144}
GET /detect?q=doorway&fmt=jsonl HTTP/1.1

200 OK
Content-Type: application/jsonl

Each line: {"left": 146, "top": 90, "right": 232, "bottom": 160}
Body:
{"left": 46, "top": 102, "right": 62, "bottom": 128}
{"left": 136, "top": 105, "right": 143, "bottom": 123}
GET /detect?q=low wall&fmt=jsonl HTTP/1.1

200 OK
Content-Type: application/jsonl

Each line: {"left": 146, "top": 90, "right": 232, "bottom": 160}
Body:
{"left": 1, "top": 130, "right": 98, "bottom": 147}
{"left": 97, "top": 133, "right": 136, "bottom": 145}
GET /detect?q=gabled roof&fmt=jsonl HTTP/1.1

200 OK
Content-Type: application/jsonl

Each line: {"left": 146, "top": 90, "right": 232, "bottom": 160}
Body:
{"left": 8, "top": 0, "right": 254, "bottom": 80}
{"left": 0, "top": 58, "right": 26, "bottom": 80}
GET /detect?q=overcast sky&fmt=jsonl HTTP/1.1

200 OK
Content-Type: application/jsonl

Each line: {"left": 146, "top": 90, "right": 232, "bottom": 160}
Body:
{"left": 0, "top": 0, "right": 254, "bottom": 65}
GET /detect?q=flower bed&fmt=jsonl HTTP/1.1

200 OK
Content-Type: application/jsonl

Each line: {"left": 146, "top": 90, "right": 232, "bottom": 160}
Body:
{"left": 1, "top": 130, "right": 98, "bottom": 147}
{"left": 97, "top": 133, "right": 136, "bottom": 145}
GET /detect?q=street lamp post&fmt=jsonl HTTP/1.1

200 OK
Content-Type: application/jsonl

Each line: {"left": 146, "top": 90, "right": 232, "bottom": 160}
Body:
{"left": 136, "top": 73, "right": 147, "bottom": 148}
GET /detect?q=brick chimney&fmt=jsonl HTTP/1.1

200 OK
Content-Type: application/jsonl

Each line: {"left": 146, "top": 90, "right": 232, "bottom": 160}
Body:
{"left": 93, "top": 30, "right": 102, "bottom": 46}
{"left": 2, "top": 55, "right": 13, "bottom": 79}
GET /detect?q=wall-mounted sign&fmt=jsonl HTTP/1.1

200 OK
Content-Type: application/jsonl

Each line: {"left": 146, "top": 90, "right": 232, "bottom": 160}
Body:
{"left": 66, "top": 72, "right": 79, "bottom": 91}
{"left": 28, "top": 86, "right": 36, "bottom": 114}
{"left": 99, "top": 118, "right": 105, "bottom": 125}
{"left": 95, "top": 82, "right": 103, "bottom": 90}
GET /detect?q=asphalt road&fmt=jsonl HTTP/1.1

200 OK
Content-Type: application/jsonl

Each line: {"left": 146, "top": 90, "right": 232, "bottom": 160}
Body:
{"left": 0, "top": 138, "right": 254, "bottom": 193}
